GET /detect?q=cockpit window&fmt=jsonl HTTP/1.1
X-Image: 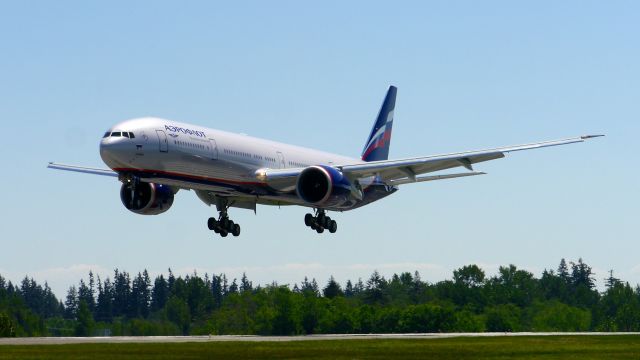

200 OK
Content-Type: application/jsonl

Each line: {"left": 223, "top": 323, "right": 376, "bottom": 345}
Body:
{"left": 103, "top": 132, "right": 110, "bottom": 138}
{"left": 123, "top": 132, "right": 130, "bottom": 138}
{"left": 129, "top": 132, "right": 135, "bottom": 139}
{"left": 111, "top": 132, "right": 121, "bottom": 137}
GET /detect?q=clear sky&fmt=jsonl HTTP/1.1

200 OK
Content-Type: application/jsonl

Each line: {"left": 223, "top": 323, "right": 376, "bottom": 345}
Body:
{"left": 0, "top": 1, "right": 638, "bottom": 297}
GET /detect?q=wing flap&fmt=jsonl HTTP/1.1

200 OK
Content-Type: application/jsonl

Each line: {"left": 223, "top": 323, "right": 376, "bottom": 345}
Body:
{"left": 389, "top": 171, "right": 486, "bottom": 185}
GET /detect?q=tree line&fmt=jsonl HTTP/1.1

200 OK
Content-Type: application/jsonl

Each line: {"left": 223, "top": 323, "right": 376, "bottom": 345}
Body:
{"left": 1, "top": 258, "right": 639, "bottom": 337}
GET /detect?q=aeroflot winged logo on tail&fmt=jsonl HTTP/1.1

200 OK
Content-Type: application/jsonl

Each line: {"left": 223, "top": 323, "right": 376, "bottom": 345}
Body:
{"left": 361, "top": 86, "right": 397, "bottom": 162}
{"left": 164, "top": 125, "right": 206, "bottom": 138}
{"left": 362, "top": 113, "right": 393, "bottom": 161}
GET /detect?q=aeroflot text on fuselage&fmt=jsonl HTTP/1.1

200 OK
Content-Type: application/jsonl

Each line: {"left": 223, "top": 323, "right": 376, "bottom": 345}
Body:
{"left": 164, "top": 125, "right": 206, "bottom": 138}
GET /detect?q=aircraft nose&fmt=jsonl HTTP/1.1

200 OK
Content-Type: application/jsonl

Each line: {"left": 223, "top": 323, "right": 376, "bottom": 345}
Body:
{"left": 100, "top": 135, "right": 130, "bottom": 167}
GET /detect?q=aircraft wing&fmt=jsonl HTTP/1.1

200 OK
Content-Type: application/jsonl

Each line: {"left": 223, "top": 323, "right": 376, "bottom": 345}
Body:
{"left": 47, "top": 162, "right": 118, "bottom": 177}
{"left": 258, "top": 135, "right": 603, "bottom": 187}
{"left": 338, "top": 135, "right": 603, "bottom": 184}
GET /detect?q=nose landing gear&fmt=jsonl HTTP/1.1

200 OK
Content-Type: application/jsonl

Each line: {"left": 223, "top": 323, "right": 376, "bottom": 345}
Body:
{"left": 304, "top": 209, "right": 337, "bottom": 234}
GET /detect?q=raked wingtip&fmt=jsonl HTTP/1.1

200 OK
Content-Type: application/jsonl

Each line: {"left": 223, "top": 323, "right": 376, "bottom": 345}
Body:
{"left": 581, "top": 134, "right": 605, "bottom": 140}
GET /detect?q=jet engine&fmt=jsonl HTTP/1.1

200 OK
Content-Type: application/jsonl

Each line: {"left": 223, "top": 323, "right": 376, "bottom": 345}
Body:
{"left": 120, "top": 182, "right": 175, "bottom": 215}
{"left": 296, "top": 165, "right": 362, "bottom": 207}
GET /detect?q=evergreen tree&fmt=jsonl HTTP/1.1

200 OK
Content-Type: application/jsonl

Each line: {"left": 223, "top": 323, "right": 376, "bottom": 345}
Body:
{"left": 558, "top": 259, "right": 570, "bottom": 283}
{"left": 64, "top": 286, "right": 78, "bottom": 319}
{"left": 322, "top": 275, "right": 344, "bottom": 299}
{"left": 113, "top": 269, "right": 131, "bottom": 317}
{"left": 78, "top": 279, "right": 95, "bottom": 314}
{"left": 168, "top": 268, "right": 176, "bottom": 293}
{"left": 354, "top": 278, "right": 365, "bottom": 295}
{"left": 344, "top": 280, "right": 354, "bottom": 297}
{"left": 130, "top": 271, "right": 151, "bottom": 318}
{"left": 605, "top": 270, "right": 622, "bottom": 290}
{"left": 75, "top": 300, "right": 95, "bottom": 336}
{"left": 210, "top": 275, "right": 223, "bottom": 309}
{"left": 20, "top": 277, "right": 45, "bottom": 317}
{"left": 221, "top": 274, "right": 229, "bottom": 296}
{"left": 323, "top": 276, "right": 343, "bottom": 298}
{"left": 365, "top": 271, "right": 387, "bottom": 304}
{"left": 151, "top": 275, "right": 169, "bottom": 312}
{"left": 569, "top": 258, "right": 598, "bottom": 308}
{"left": 228, "top": 279, "right": 239, "bottom": 294}
{"left": 300, "top": 277, "right": 319, "bottom": 297}
{"left": 96, "top": 276, "right": 114, "bottom": 322}
{"left": 240, "top": 273, "right": 253, "bottom": 293}
{"left": 571, "top": 258, "right": 595, "bottom": 289}
{"left": 43, "top": 283, "right": 61, "bottom": 318}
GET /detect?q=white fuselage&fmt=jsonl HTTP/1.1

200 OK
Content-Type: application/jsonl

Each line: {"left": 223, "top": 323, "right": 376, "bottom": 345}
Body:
{"left": 99, "top": 117, "right": 374, "bottom": 209}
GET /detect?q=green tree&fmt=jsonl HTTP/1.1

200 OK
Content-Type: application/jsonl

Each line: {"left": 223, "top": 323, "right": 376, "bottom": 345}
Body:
{"left": 485, "top": 304, "right": 521, "bottom": 332}
{"left": 165, "top": 296, "right": 191, "bottom": 335}
{"left": 364, "top": 271, "right": 387, "bottom": 304}
{"left": 398, "top": 303, "right": 455, "bottom": 332}
{"left": 451, "top": 265, "right": 486, "bottom": 310}
{"left": 64, "top": 286, "right": 78, "bottom": 319}
{"left": 323, "top": 276, "right": 344, "bottom": 299}
{"left": 454, "top": 265, "right": 485, "bottom": 288}
{"left": 453, "top": 309, "right": 485, "bottom": 332}
{"left": 531, "top": 301, "right": 591, "bottom": 331}
{"left": 151, "top": 275, "right": 168, "bottom": 312}
{"left": 0, "top": 313, "right": 15, "bottom": 337}
{"left": 75, "top": 300, "right": 95, "bottom": 336}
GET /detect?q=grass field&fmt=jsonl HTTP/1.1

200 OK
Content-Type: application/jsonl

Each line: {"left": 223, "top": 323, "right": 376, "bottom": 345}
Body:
{"left": 1, "top": 336, "right": 639, "bottom": 359}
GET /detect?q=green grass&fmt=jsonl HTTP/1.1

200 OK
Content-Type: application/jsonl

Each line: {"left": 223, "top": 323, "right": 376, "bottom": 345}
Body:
{"left": 1, "top": 336, "right": 639, "bottom": 359}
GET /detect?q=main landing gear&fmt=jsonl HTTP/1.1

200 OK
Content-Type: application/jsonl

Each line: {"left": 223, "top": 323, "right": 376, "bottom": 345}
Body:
{"left": 304, "top": 209, "right": 337, "bottom": 234}
{"left": 207, "top": 208, "right": 241, "bottom": 237}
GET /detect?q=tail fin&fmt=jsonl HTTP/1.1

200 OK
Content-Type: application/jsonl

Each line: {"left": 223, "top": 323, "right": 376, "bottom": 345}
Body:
{"left": 361, "top": 86, "right": 396, "bottom": 162}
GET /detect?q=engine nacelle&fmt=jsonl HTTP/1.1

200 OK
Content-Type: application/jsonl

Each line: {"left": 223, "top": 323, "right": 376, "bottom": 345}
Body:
{"left": 296, "top": 165, "right": 360, "bottom": 207}
{"left": 120, "top": 182, "right": 175, "bottom": 215}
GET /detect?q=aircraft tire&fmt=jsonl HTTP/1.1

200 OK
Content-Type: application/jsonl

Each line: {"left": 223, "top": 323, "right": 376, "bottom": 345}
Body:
{"left": 232, "top": 224, "right": 241, "bottom": 237}
{"left": 329, "top": 220, "right": 337, "bottom": 233}
{"left": 316, "top": 226, "right": 324, "bottom": 234}
{"left": 207, "top": 217, "right": 217, "bottom": 230}
{"left": 304, "top": 213, "right": 313, "bottom": 227}
{"left": 220, "top": 230, "right": 228, "bottom": 237}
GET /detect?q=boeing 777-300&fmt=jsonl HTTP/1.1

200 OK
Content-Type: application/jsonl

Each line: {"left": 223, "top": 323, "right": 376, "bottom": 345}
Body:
{"left": 49, "top": 86, "right": 602, "bottom": 237}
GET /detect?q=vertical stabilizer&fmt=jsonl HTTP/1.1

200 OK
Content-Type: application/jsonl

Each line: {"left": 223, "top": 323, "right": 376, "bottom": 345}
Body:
{"left": 361, "top": 86, "right": 396, "bottom": 162}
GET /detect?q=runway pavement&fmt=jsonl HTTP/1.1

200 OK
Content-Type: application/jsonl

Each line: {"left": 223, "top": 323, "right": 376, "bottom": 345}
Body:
{"left": 1, "top": 332, "right": 640, "bottom": 345}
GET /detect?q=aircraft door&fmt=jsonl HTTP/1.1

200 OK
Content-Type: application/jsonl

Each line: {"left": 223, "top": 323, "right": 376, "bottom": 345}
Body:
{"left": 208, "top": 138, "right": 218, "bottom": 160}
{"left": 276, "top": 151, "right": 286, "bottom": 169}
{"left": 156, "top": 130, "right": 168, "bottom": 152}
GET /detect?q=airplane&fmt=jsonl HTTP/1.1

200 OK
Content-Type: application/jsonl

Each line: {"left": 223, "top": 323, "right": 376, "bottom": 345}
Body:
{"left": 48, "top": 86, "right": 602, "bottom": 237}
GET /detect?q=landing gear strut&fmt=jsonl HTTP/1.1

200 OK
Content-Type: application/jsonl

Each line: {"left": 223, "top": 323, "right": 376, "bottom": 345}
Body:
{"left": 304, "top": 209, "right": 337, "bottom": 234}
{"left": 207, "top": 205, "right": 241, "bottom": 237}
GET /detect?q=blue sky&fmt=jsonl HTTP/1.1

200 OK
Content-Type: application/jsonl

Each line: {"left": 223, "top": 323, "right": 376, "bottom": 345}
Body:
{"left": 0, "top": 1, "right": 638, "bottom": 297}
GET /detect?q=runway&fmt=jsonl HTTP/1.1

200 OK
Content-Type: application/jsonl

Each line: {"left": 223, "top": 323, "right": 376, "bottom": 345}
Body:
{"left": 1, "top": 332, "right": 639, "bottom": 345}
